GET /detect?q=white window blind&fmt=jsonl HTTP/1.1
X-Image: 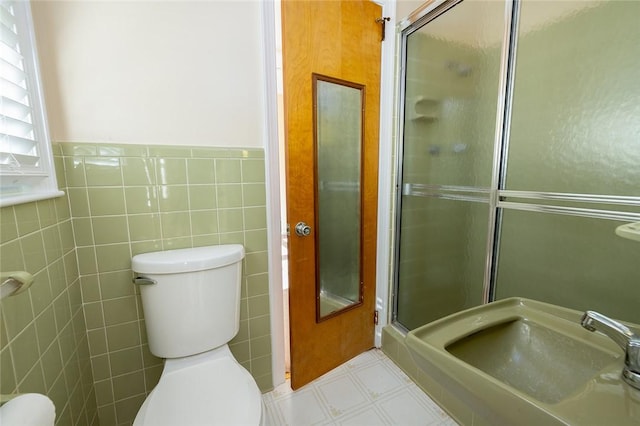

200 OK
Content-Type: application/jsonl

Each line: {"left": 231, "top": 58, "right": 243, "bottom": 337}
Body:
{"left": 0, "top": 0, "right": 61, "bottom": 206}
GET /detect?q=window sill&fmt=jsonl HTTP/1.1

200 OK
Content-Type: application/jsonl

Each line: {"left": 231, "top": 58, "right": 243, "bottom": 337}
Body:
{"left": 0, "top": 190, "right": 66, "bottom": 208}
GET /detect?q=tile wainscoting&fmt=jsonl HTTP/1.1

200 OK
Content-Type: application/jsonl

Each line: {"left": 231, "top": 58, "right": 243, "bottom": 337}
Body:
{"left": 1, "top": 142, "right": 273, "bottom": 426}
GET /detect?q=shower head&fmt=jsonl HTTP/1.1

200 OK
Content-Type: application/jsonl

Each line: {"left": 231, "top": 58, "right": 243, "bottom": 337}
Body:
{"left": 446, "top": 61, "right": 472, "bottom": 77}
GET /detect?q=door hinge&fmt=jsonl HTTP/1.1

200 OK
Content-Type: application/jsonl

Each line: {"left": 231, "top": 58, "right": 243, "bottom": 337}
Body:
{"left": 374, "top": 310, "right": 379, "bottom": 325}
{"left": 375, "top": 17, "right": 391, "bottom": 42}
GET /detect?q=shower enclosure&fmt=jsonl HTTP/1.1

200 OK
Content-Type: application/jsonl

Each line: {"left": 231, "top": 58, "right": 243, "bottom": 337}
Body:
{"left": 393, "top": 0, "right": 640, "bottom": 331}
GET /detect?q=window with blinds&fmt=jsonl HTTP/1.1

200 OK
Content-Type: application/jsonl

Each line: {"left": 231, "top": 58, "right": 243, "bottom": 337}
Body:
{"left": 0, "top": 0, "right": 61, "bottom": 206}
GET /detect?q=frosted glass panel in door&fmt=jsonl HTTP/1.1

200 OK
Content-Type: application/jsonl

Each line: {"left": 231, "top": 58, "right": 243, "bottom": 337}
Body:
{"left": 506, "top": 0, "right": 640, "bottom": 196}
{"left": 314, "top": 75, "right": 363, "bottom": 319}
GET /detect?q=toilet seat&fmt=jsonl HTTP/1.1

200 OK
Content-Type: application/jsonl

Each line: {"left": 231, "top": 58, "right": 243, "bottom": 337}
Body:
{"left": 134, "top": 348, "right": 262, "bottom": 426}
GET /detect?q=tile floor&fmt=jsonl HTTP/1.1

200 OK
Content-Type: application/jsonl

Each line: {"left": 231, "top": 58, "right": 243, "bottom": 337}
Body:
{"left": 262, "top": 349, "right": 457, "bottom": 425}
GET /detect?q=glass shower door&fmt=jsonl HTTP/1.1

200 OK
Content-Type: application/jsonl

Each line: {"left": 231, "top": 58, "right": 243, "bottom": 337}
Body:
{"left": 394, "top": 0, "right": 508, "bottom": 330}
{"left": 494, "top": 0, "right": 640, "bottom": 323}
{"left": 394, "top": 0, "right": 640, "bottom": 331}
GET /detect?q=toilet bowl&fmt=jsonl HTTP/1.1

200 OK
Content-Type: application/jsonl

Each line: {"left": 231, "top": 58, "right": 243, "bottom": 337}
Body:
{"left": 131, "top": 245, "right": 264, "bottom": 425}
{"left": 134, "top": 346, "right": 262, "bottom": 425}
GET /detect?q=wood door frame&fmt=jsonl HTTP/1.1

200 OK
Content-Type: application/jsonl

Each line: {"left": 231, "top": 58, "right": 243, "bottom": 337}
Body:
{"left": 260, "top": 0, "right": 397, "bottom": 389}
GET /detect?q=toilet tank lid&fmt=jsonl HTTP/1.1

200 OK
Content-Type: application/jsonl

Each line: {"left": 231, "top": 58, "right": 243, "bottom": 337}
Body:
{"left": 132, "top": 245, "right": 245, "bottom": 274}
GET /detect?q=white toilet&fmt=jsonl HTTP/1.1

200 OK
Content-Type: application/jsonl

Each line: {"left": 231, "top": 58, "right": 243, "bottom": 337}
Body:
{"left": 131, "top": 244, "right": 263, "bottom": 426}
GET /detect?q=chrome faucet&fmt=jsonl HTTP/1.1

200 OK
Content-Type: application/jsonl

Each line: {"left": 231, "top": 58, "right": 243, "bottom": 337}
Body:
{"left": 581, "top": 310, "right": 640, "bottom": 390}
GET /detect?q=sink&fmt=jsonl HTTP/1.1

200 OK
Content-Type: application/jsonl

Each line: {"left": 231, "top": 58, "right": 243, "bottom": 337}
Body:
{"left": 446, "top": 318, "right": 617, "bottom": 404}
{"left": 406, "top": 298, "right": 640, "bottom": 425}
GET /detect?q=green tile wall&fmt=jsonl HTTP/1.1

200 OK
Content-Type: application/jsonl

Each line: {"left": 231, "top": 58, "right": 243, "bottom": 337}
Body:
{"left": 59, "top": 142, "right": 272, "bottom": 426}
{"left": 0, "top": 145, "right": 98, "bottom": 425}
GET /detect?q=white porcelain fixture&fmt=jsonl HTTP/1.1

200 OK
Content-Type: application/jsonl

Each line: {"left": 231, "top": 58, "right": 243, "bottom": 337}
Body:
{"left": 132, "top": 245, "right": 263, "bottom": 425}
{"left": 0, "top": 393, "right": 55, "bottom": 426}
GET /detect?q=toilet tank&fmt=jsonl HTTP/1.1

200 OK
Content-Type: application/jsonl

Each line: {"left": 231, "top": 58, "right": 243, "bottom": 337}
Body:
{"left": 132, "top": 245, "right": 245, "bottom": 359}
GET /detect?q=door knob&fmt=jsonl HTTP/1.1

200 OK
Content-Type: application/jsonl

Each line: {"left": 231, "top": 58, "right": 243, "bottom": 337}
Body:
{"left": 295, "top": 222, "right": 312, "bottom": 237}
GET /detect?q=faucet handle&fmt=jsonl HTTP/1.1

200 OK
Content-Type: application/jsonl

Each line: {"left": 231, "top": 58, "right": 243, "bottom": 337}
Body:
{"left": 627, "top": 340, "right": 640, "bottom": 373}
{"left": 624, "top": 340, "right": 640, "bottom": 390}
{"left": 581, "top": 310, "right": 640, "bottom": 390}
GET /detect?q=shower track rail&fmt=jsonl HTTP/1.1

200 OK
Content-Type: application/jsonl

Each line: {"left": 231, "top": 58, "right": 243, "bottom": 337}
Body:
{"left": 402, "top": 183, "right": 490, "bottom": 204}
{"left": 403, "top": 184, "right": 640, "bottom": 222}
{"left": 498, "top": 190, "right": 640, "bottom": 222}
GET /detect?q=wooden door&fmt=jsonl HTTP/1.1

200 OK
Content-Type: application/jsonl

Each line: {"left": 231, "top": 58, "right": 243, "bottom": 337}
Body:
{"left": 282, "top": 0, "right": 382, "bottom": 389}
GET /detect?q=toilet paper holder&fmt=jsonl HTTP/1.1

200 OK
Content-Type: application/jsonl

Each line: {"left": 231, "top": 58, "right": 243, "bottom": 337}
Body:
{"left": 0, "top": 271, "right": 35, "bottom": 300}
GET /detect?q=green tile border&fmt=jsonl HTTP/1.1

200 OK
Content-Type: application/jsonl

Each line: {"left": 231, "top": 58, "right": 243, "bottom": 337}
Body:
{"left": 58, "top": 142, "right": 264, "bottom": 159}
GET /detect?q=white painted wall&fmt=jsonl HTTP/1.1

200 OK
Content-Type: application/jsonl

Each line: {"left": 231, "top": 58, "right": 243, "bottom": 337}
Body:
{"left": 396, "top": 0, "right": 427, "bottom": 21}
{"left": 31, "top": 1, "right": 265, "bottom": 148}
